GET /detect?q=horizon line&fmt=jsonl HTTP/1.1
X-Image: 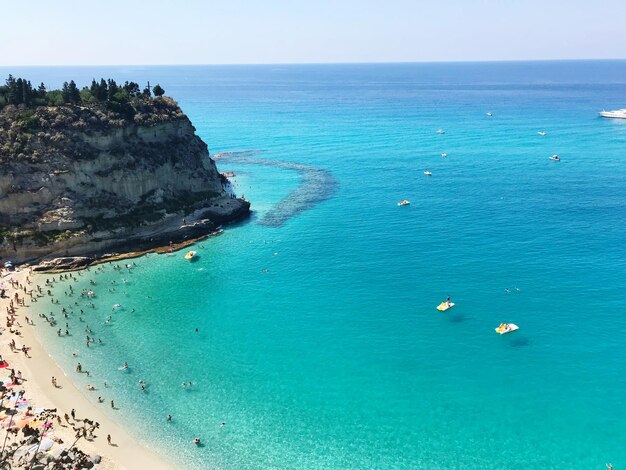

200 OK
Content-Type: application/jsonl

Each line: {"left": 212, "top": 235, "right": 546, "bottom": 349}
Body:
{"left": 2, "top": 57, "right": 626, "bottom": 68}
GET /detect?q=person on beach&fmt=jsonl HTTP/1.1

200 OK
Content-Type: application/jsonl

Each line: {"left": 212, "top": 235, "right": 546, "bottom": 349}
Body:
{"left": 110, "top": 400, "right": 115, "bottom": 409}
{"left": 76, "top": 363, "right": 82, "bottom": 373}
{"left": 107, "top": 434, "right": 112, "bottom": 445}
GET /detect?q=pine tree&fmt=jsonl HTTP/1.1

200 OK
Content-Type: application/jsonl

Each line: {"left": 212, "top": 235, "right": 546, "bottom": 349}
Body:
{"left": 107, "top": 79, "right": 119, "bottom": 100}
{"left": 67, "top": 80, "right": 81, "bottom": 104}
{"left": 5, "top": 75, "right": 17, "bottom": 104}
{"left": 152, "top": 84, "right": 165, "bottom": 97}
{"left": 61, "top": 81, "right": 70, "bottom": 103}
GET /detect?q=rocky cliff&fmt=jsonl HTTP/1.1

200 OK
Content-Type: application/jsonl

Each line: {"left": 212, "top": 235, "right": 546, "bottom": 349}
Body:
{"left": 0, "top": 97, "right": 249, "bottom": 265}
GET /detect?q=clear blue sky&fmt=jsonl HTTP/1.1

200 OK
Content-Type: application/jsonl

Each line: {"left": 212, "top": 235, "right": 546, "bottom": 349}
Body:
{"left": 2, "top": 0, "right": 626, "bottom": 65}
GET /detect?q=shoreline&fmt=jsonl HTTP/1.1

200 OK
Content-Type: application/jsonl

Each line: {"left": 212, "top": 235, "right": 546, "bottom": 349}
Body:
{"left": 34, "top": 226, "right": 226, "bottom": 274}
{"left": 1, "top": 268, "right": 174, "bottom": 469}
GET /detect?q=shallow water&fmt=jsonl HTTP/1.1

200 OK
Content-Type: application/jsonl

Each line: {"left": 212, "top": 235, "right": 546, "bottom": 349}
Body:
{"left": 6, "top": 61, "right": 626, "bottom": 469}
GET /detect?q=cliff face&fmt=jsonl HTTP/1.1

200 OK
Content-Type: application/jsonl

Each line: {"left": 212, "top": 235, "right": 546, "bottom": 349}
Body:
{"left": 0, "top": 98, "right": 249, "bottom": 264}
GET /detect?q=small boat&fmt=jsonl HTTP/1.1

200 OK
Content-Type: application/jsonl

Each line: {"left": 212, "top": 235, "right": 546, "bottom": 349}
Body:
{"left": 549, "top": 155, "right": 560, "bottom": 161}
{"left": 436, "top": 301, "right": 455, "bottom": 311}
{"left": 537, "top": 131, "right": 546, "bottom": 136}
{"left": 599, "top": 109, "right": 626, "bottom": 119}
{"left": 184, "top": 251, "right": 197, "bottom": 260}
{"left": 495, "top": 323, "right": 519, "bottom": 334}
{"left": 441, "top": 152, "right": 447, "bottom": 158}
{"left": 436, "top": 129, "right": 446, "bottom": 134}
{"left": 424, "top": 171, "right": 432, "bottom": 176}
{"left": 486, "top": 112, "right": 493, "bottom": 117}
{"left": 397, "top": 200, "right": 411, "bottom": 206}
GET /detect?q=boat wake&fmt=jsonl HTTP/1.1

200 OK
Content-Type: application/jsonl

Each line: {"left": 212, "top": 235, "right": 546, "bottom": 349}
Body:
{"left": 213, "top": 151, "right": 338, "bottom": 227}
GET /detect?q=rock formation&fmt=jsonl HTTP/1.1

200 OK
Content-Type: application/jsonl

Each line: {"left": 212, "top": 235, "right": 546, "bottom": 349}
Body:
{"left": 0, "top": 97, "right": 249, "bottom": 265}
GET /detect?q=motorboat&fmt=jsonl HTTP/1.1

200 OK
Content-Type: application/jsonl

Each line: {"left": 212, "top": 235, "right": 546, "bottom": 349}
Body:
{"left": 441, "top": 152, "right": 447, "bottom": 158}
{"left": 397, "top": 200, "right": 411, "bottom": 206}
{"left": 537, "top": 131, "right": 546, "bottom": 136}
{"left": 424, "top": 170, "right": 432, "bottom": 176}
{"left": 486, "top": 112, "right": 493, "bottom": 117}
{"left": 549, "top": 155, "right": 560, "bottom": 161}
{"left": 436, "top": 301, "right": 455, "bottom": 311}
{"left": 495, "top": 323, "right": 519, "bottom": 334}
{"left": 436, "top": 129, "right": 446, "bottom": 134}
{"left": 184, "top": 250, "right": 197, "bottom": 260}
{"left": 599, "top": 109, "right": 626, "bottom": 119}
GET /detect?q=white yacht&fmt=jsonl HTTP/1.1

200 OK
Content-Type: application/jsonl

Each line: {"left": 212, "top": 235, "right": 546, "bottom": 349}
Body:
{"left": 599, "top": 109, "right": 626, "bottom": 119}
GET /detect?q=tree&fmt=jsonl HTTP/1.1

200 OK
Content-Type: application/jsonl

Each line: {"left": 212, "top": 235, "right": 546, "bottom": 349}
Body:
{"left": 61, "top": 81, "right": 70, "bottom": 103}
{"left": 123, "top": 81, "right": 140, "bottom": 97}
{"left": 152, "top": 84, "right": 164, "bottom": 97}
{"left": 79, "top": 87, "right": 96, "bottom": 104}
{"left": 91, "top": 78, "right": 108, "bottom": 102}
{"left": 5, "top": 75, "right": 17, "bottom": 104}
{"left": 67, "top": 80, "right": 81, "bottom": 104}
{"left": 107, "top": 79, "right": 119, "bottom": 101}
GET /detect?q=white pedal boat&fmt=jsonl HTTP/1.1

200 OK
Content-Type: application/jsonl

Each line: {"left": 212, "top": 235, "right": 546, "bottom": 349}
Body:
{"left": 436, "top": 301, "right": 455, "bottom": 311}
{"left": 495, "top": 323, "right": 519, "bottom": 334}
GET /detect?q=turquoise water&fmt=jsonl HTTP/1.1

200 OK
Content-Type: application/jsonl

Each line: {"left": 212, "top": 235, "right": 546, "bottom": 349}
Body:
{"left": 5, "top": 62, "right": 626, "bottom": 468}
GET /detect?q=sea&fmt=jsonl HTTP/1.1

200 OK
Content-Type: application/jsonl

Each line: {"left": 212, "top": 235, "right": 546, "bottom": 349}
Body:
{"left": 3, "top": 61, "right": 626, "bottom": 469}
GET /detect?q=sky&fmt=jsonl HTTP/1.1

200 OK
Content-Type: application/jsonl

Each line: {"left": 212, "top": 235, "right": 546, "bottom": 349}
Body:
{"left": 2, "top": 0, "right": 626, "bottom": 65}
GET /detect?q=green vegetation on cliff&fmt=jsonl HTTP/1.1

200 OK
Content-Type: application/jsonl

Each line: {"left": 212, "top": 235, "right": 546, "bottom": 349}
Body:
{"left": 0, "top": 76, "right": 183, "bottom": 163}
{"left": 0, "top": 75, "right": 165, "bottom": 110}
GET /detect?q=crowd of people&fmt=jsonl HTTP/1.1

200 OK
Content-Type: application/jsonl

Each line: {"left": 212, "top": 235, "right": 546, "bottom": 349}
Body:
{"left": 0, "top": 268, "right": 108, "bottom": 468}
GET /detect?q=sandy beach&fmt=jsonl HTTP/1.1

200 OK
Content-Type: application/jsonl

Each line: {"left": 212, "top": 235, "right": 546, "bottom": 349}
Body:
{"left": 0, "top": 267, "right": 173, "bottom": 469}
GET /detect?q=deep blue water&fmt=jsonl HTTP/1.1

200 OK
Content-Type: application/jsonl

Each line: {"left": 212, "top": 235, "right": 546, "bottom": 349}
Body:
{"left": 3, "top": 61, "right": 626, "bottom": 469}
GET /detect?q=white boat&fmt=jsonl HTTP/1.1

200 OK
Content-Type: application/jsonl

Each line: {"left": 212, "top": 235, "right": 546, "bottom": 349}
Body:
{"left": 436, "top": 129, "right": 446, "bottom": 134}
{"left": 397, "top": 200, "right": 410, "bottom": 206}
{"left": 495, "top": 323, "right": 519, "bottom": 334}
{"left": 424, "top": 170, "right": 432, "bottom": 176}
{"left": 537, "top": 131, "right": 546, "bottom": 136}
{"left": 184, "top": 250, "right": 197, "bottom": 260}
{"left": 599, "top": 109, "right": 626, "bottom": 119}
{"left": 441, "top": 152, "right": 447, "bottom": 158}
{"left": 486, "top": 112, "right": 493, "bottom": 117}
{"left": 436, "top": 301, "right": 455, "bottom": 311}
{"left": 549, "top": 155, "right": 560, "bottom": 161}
